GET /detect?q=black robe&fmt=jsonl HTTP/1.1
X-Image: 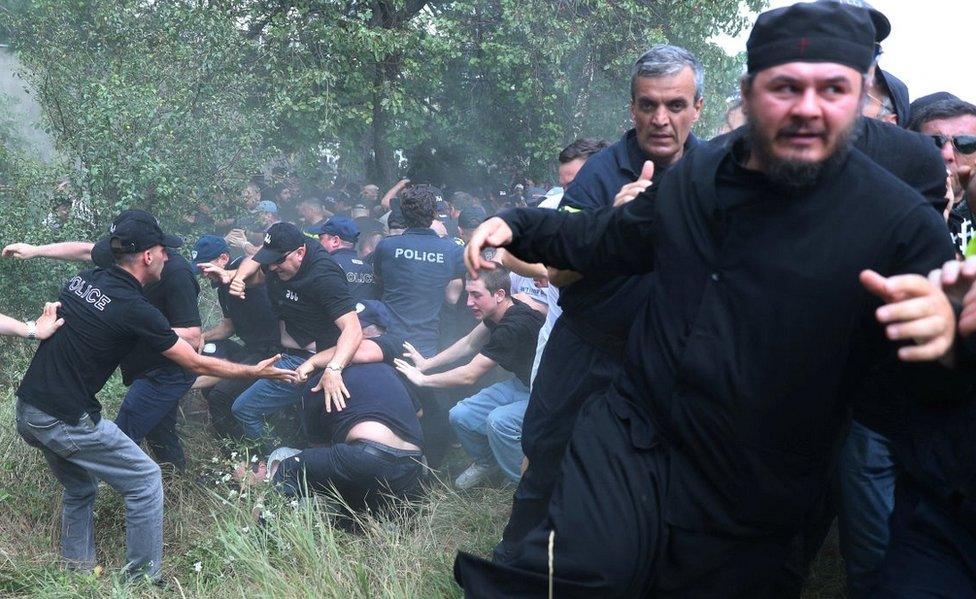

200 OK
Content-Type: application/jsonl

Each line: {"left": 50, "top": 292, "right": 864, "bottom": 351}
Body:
{"left": 499, "top": 129, "right": 963, "bottom": 537}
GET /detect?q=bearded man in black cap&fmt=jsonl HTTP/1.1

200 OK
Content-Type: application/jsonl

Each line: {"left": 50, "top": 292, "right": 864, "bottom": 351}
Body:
{"left": 453, "top": 3, "right": 970, "bottom": 596}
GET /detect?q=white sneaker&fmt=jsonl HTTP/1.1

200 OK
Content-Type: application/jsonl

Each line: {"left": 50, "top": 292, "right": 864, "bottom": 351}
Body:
{"left": 454, "top": 463, "right": 499, "bottom": 490}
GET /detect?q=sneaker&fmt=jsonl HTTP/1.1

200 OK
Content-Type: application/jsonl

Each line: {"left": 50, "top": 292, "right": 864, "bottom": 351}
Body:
{"left": 454, "top": 462, "right": 499, "bottom": 490}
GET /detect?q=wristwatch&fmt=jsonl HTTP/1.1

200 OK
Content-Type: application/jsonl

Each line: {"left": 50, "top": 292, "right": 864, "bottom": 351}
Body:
{"left": 325, "top": 362, "right": 343, "bottom": 373}
{"left": 25, "top": 320, "right": 37, "bottom": 340}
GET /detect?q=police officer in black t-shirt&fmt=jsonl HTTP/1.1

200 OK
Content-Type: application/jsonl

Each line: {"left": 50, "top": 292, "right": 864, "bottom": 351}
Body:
{"left": 13, "top": 214, "right": 297, "bottom": 581}
{"left": 308, "top": 216, "right": 380, "bottom": 301}
{"left": 227, "top": 222, "right": 363, "bottom": 444}
{"left": 190, "top": 235, "right": 280, "bottom": 439}
{"left": 4, "top": 210, "right": 205, "bottom": 472}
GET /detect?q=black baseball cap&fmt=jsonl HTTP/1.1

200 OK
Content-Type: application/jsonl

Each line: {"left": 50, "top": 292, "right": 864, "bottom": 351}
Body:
{"left": 308, "top": 215, "right": 360, "bottom": 242}
{"left": 253, "top": 222, "right": 306, "bottom": 265}
{"left": 92, "top": 209, "right": 182, "bottom": 266}
{"left": 191, "top": 235, "right": 229, "bottom": 264}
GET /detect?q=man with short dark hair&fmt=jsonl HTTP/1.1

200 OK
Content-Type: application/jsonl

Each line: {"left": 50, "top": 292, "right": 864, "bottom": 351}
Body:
{"left": 396, "top": 265, "right": 543, "bottom": 488}
{"left": 909, "top": 98, "right": 976, "bottom": 253}
{"left": 228, "top": 222, "right": 363, "bottom": 445}
{"left": 455, "top": 4, "right": 966, "bottom": 595}
{"left": 14, "top": 213, "right": 296, "bottom": 581}
{"left": 372, "top": 185, "right": 465, "bottom": 356}
{"left": 309, "top": 216, "right": 379, "bottom": 301}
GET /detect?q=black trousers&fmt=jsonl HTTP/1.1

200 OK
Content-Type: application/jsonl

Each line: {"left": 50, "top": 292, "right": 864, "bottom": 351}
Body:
{"left": 455, "top": 395, "right": 791, "bottom": 598}
{"left": 273, "top": 439, "right": 424, "bottom": 511}
{"left": 874, "top": 481, "right": 976, "bottom": 598}
{"left": 494, "top": 320, "right": 621, "bottom": 560}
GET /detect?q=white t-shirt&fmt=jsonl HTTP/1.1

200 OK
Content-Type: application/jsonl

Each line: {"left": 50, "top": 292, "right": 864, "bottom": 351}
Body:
{"left": 528, "top": 189, "right": 564, "bottom": 388}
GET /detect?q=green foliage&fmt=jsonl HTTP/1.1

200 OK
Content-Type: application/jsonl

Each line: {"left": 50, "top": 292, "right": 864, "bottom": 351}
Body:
{"left": 9, "top": 0, "right": 270, "bottom": 233}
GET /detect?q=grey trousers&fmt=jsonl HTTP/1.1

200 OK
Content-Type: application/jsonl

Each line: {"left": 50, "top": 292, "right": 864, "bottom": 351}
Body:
{"left": 15, "top": 400, "right": 164, "bottom": 580}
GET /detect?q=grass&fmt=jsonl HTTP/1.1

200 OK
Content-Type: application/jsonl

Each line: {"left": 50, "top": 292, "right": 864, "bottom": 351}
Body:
{"left": 0, "top": 331, "right": 848, "bottom": 598}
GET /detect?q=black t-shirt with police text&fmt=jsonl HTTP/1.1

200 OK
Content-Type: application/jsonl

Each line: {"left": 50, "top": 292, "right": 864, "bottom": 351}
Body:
{"left": 17, "top": 267, "right": 179, "bottom": 423}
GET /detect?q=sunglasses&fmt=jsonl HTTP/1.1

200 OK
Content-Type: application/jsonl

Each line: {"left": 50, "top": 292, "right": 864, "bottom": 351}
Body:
{"left": 931, "top": 134, "right": 976, "bottom": 155}
{"left": 271, "top": 249, "right": 295, "bottom": 265}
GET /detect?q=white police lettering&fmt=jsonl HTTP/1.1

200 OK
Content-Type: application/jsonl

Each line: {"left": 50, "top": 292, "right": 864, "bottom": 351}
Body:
{"left": 345, "top": 271, "right": 373, "bottom": 284}
{"left": 265, "top": 232, "right": 272, "bottom": 244}
{"left": 67, "top": 275, "right": 113, "bottom": 311}
{"left": 286, "top": 290, "right": 299, "bottom": 302}
{"left": 393, "top": 248, "right": 445, "bottom": 263}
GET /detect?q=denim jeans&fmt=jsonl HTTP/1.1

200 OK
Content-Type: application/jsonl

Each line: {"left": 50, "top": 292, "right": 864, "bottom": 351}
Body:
{"left": 15, "top": 400, "right": 164, "bottom": 580}
{"left": 232, "top": 353, "right": 312, "bottom": 440}
{"left": 449, "top": 378, "right": 528, "bottom": 481}
{"left": 115, "top": 365, "right": 195, "bottom": 471}
{"left": 838, "top": 419, "right": 895, "bottom": 599}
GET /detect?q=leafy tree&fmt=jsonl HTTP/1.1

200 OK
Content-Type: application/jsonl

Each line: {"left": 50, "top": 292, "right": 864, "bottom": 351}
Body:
{"left": 8, "top": 0, "right": 270, "bottom": 232}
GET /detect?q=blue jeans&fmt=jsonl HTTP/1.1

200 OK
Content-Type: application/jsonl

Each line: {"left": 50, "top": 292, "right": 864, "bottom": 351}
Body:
{"left": 838, "top": 419, "right": 895, "bottom": 599}
{"left": 16, "top": 400, "right": 164, "bottom": 580}
{"left": 115, "top": 365, "right": 195, "bottom": 471}
{"left": 232, "top": 353, "right": 311, "bottom": 440}
{"left": 449, "top": 378, "right": 528, "bottom": 482}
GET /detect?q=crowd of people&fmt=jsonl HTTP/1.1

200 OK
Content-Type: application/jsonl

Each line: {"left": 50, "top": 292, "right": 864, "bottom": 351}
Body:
{"left": 5, "top": 0, "right": 976, "bottom": 596}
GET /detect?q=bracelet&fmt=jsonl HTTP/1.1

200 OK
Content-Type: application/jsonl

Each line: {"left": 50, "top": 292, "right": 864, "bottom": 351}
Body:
{"left": 325, "top": 362, "right": 343, "bottom": 373}
{"left": 25, "top": 320, "right": 37, "bottom": 340}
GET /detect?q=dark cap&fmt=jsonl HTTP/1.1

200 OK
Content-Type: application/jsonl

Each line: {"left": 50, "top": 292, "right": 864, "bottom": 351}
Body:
{"left": 308, "top": 215, "right": 360, "bottom": 242}
{"left": 253, "top": 222, "right": 306, "bottom": 265}
{"left": 747, "top": 2, "right": 876, "bottom": 75}
{"left": 108, "top": 216, "right": 183, "bottom": 254}
{"left": 819, "top": 0, "right": 890, "bottom": 43}
{"left": 191, "top": 235, "right": 229, "bottom": 264}
{"left": 458, "top": 207, "right": 488, "bottom": 230}
{"left": 92, "top": 209, "right": 182, "bottom": 265}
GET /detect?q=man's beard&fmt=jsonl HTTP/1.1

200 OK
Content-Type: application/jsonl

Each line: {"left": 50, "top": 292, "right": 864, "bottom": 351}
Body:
{"left": 747, "top": 118, "right": 857, "bottom": 189}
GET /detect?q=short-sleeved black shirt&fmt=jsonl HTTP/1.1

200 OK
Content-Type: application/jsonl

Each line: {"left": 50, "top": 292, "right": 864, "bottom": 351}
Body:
{"left": 480, "top": 299, "right": 544, "bottom": 386}
{"left": 217, "top": 256, "right": 279, "bottom": 353}
{"left": 17, "top": 267, "right": 179, "bottom": 424}
{"left": 264, "top": 242, "right": 357, "bottom": 350}
{"left": 118, "top": 252, "right": 200, "bottom": 383}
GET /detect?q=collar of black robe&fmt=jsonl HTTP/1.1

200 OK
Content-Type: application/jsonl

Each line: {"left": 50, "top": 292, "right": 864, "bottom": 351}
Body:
{"left": 621, "top": 129, "right": 701, "bottom": 180}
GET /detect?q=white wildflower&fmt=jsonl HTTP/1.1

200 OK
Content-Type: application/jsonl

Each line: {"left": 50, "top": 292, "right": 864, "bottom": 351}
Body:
{"left": 193, "top": 561, "right": 202, "bottom": 573}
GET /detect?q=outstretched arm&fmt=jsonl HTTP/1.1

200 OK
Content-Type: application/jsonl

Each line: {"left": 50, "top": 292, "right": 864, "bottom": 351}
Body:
{"left": 394, "top": 353, "right": 496, "bottom": 388}
{"left": 465, "top": 192, "right": 657, "bottom": 280}
{"left": 3, "top": 242, "right": 94, "bottom": 262}
{"left": 163, "top": 339, "right": 299, "bottom": 382}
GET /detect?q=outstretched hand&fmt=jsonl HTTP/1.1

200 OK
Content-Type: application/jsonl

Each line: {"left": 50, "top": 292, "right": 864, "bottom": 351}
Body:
{"left": 464, "top": 217, "right": 514, "bottom": 278}
{"left": 2, "top": 243, "right": 37, "bottom": 260}
{"left": 613, "top": 161, "right": 655, "bottom": 207}
{"left": 35, "top": 302, "right": 65, "bottom": 340}
{"left": 860, "top": 269, "right": 955, "bottom": 362}
{"left": 198, "top": 262, "right": 234, "bottom": 285}
{"left": 927, "top": 257, "right": 976, "bottom": 336}
{"left": 393, "top": 357, "right": 427, "bottom": 387}
{"left": 251, "top": 354, "right": 301, "bottom": 384}
{"left": 401, "top": 341, "right": 429, "bottom": 372}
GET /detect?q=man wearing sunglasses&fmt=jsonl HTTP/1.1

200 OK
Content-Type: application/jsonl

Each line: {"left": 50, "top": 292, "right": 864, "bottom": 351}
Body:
{"left": 226, "top": 222, "right": 363, "bottom": 448}
{"left": 909, "top": 98, "right": 976, "bottom": 255}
